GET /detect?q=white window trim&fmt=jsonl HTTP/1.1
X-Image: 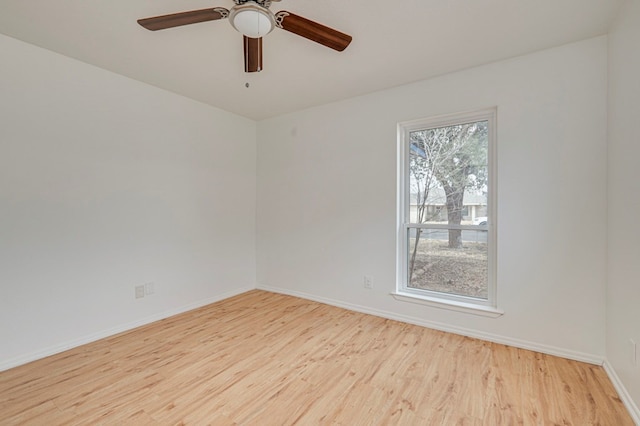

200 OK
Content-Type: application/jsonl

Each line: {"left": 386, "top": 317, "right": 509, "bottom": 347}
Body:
{"left": 390, "top": 291, "right": 504, "bottom": 318}
{"left": 395, "top": 108, "right": 501, "bottom": 317}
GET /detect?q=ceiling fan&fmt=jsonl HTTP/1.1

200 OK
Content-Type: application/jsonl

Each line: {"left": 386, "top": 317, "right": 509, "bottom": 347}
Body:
{"left": 137, "top": 0, "right": 352, "bottom": 73}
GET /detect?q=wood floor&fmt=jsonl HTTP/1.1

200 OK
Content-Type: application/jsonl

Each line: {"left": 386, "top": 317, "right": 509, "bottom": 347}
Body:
{"left": 0, "top": 290, "right": 634, "bottom": 425}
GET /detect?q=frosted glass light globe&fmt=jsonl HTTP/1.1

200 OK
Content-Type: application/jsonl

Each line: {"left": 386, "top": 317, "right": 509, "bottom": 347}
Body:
{"left": 230, "top": 3, "right": 275, "bottom": 38}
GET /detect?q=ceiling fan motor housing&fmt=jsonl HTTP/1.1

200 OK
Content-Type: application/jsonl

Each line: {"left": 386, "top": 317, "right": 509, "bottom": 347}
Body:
{"left": 234, "top": 0, "right": 276, "bottom": 8}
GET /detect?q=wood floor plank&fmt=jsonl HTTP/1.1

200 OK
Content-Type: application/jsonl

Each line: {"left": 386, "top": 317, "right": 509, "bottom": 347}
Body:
{"left": 0, "top": 290, "right": 634, "bottom": 425}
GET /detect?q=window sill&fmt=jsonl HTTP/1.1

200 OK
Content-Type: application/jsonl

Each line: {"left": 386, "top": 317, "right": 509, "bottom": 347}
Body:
{"left": 390, "top": 291, "right": 504, "bottom": 318}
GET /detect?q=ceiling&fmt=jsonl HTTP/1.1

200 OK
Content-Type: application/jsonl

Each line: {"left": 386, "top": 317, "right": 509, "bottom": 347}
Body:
{"left": 0, "top": 0, "right": 621, "bottom": 120}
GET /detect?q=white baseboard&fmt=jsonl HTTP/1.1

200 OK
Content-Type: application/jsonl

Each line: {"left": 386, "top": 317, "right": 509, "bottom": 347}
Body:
{"left": 257, "top": 284, "right": 604, "bottom": 365}
{"left": 0, "top": 286, "right": 254, "bottom": 372}
{"left": 603, "top": 361, "right": 640, "bottom": 425}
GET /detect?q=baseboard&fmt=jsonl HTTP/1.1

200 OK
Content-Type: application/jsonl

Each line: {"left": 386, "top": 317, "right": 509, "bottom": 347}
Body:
{"left": 257, "top": 284, "right": 604, "bottom": 365}
{"left": 0, "top": 285, "right": 254, "bottom": 372}
{"left": 603, "top": 361, "right": 640, "bottom": 425}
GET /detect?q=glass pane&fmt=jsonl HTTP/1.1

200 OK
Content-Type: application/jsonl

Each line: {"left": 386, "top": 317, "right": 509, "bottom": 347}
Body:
{"left": 409, "top": 121, "right": 488, "bottom": 226}
{"left": 407, "top": 228, "right": 488, "bottom": 299}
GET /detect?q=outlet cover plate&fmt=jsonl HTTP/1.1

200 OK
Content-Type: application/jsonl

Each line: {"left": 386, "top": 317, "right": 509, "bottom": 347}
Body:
{"left": 364, "top": 276, "right": 373, "bottom": 289}
{"left": 145, "top": 282, "right": 155, "bottom": 295}
{"left": 135, "top": 285, "right": 145, "bottom": 299}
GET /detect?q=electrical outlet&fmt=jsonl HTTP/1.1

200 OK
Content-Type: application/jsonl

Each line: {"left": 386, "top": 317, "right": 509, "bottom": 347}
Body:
{"left": 364, "top": 275, "right": 373, "bottom": 289}
{"left": 135, "top": 285, "right": 145, "bottom": 299}
{"left": 631, "top": 339, "right": 638, "bottom": 367}
{"left": 145, "top": 282, "right": 155, "bottom": 295}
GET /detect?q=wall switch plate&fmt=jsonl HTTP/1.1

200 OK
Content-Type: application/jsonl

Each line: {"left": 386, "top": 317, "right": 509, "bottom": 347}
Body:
{"left": 135, "top": 285, "right": 145, "bottom": 299}
{"left": 364, "top": 276, "right": 373, "bottom": 289}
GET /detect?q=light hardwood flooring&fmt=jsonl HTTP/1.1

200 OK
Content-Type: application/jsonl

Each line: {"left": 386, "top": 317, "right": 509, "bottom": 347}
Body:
{"left": 0, "top": 290, "right": 634, "bottom": 425}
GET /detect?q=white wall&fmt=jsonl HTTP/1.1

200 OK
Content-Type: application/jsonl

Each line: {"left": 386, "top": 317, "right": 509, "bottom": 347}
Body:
{"left": 0, "top": 34, "right": 257, "bottom": 369}
{"left": 257, "top": 37, "right": 608, "bottom": 361}
{"left": 607, "top": 0, "right": 640, "bottom": 416}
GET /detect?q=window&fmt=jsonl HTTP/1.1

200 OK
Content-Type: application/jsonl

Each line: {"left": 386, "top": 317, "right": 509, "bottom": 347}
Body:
{"left": 395, "top": 109, "right": 500, "bottom": 316}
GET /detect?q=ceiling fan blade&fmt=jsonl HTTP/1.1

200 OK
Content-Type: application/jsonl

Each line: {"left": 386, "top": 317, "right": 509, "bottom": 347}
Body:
{"left": 275, "top": 11, "right": 352, "bottom": 52}
{"left": 138, "top": 8, "right": 229, "bottom": 31}
{"left": 244, "top": 36, "right": 263, "bottom": 73}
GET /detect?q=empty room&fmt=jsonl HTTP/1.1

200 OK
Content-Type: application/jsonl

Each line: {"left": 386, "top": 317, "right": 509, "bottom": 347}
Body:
{"left": 1, "top": 0, "right": 639, "bottom": 424}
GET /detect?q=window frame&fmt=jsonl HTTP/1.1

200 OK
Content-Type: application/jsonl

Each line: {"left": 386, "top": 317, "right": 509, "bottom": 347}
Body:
{"left": 394, "top": 108, "right": 501, "bottom": 316}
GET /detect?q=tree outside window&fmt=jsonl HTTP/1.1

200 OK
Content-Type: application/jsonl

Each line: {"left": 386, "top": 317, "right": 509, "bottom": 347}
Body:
{"left": 399, "top": 109, "right": 496, "bottom": 305}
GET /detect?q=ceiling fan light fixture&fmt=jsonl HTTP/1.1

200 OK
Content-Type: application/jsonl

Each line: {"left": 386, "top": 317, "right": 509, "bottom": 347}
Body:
{"left": 229, "top": 2, "right": 275, "bottom": 38}
{"left": 137, "top": 2, "right": 353, "bottom": 73}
